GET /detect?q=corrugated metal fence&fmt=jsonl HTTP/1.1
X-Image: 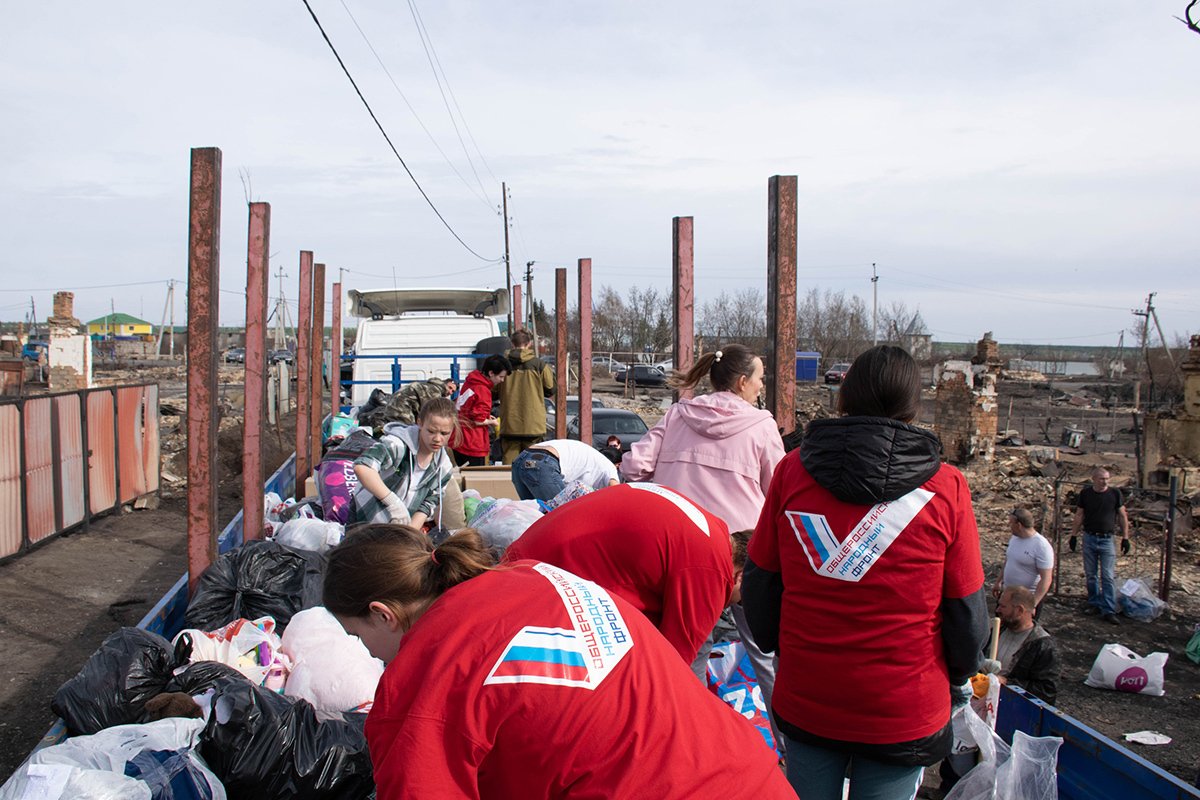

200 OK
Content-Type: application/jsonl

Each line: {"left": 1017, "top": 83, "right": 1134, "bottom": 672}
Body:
{"left": 0, "top": 383, "right": 160, "bottom": 561}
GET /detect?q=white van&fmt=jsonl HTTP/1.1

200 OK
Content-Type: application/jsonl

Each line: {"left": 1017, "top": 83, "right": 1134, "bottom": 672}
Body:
{"left": 345, "top": 287, "right": 509, "bottom": 407}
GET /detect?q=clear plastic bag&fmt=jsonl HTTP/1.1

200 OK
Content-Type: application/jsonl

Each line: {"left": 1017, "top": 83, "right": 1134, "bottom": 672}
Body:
{"left": 946, "top": 705, "right": 1062, "bottom": 800}
{"left": 1119, "top": 577, "right": 1167, "bottom": 621}
{"left": 467, "top": 498, "right": 544, "bottom": 552}
{"left": 273, "top": 518, "right": 345, "bottom": 554}
{"left": 0, "top": 718, "right": 224, "bottom": 800}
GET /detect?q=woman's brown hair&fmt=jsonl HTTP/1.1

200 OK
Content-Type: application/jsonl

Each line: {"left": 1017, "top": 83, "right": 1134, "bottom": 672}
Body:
{"left": 836, "top": 345, "right": 921, "bottom": 422}
{"left": 675, "top": 343, "right": 759, "bottom": 393}
{"left": 418, "top": 396, "right": 461, "bottom": 448}
{"left": 323, "top": 525, "right": 494, "bottom": 624}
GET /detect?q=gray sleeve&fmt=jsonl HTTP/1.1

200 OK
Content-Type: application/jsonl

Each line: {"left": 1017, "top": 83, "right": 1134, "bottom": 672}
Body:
{"left": 941, "top": 586, "right": 989, "bottom": 685}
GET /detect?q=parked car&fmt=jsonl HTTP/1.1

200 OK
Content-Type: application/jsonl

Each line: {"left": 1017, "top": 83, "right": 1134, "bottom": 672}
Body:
{"left": 224, "top": 347, "right": 245, "bottom": 363}
{"left": 567, "top": 408, "right": 649, "bottom": 452}
{"left": 564, "top": 395, "right": 606, "bottom": 419}
{"left": 653, "top": 358, "right": 674, "bottom": 373}
{"left": 614, "top": 364, "right": 668, "bottom": 387}
{"left": 591, "top": 355, "right": 625, "bottom": 374}
{"left": 269, "top": 349, "right": 294, "bottom": 364}
{"left": 824, "top": 362, "right": 851, "bottom": 384}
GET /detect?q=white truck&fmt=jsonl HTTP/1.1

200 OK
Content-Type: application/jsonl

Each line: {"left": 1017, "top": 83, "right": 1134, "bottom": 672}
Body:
{"left": 344, "top": 287, "right": 509, "bottom": 408}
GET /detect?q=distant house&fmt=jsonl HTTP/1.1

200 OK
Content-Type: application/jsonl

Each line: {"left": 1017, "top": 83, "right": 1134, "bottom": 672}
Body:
{"left": 86, "top": 313, "right": 153, "bottom": 338}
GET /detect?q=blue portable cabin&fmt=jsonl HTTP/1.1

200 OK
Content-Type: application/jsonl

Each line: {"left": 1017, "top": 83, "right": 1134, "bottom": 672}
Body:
{"left": 795, "top": 351, "right": 820, "bottom": 382}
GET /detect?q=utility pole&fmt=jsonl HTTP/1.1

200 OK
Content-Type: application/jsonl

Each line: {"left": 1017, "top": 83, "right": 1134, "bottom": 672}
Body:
{"left": 1133, "top": 293, "right": 1155, "bottom": 403}
{"left": 1148, "top": 295, "right": 1181, "bottom": 383}
{"left": 525, "top": 260, "right": 538, "bottom": 354}
{"left": 871, "top": 263, "right": 879, "bottom": 346}
{"left": 502, "top": 182, "right": 512, "bottom": 332}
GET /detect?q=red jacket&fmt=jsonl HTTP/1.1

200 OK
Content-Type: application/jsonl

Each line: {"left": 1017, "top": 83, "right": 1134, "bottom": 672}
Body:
{"left": 505, "top": 483, "right": 732, "bottom": 664}
{"left": 366, "top": 561, "right": 794, "bottom": 799}
{"left": 454, "top": 369, "right": 493, "bottom": 457}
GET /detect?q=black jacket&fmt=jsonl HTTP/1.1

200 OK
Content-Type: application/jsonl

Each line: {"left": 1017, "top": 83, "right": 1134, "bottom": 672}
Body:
{"left": 1004, "top": 624, "right": 1059, "bottom": 706}
{"left": 742, "top": 416, "right": 989, "bottom": 767}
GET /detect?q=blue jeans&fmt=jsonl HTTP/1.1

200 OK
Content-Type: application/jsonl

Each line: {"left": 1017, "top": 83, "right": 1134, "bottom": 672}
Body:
{"left": 1083, "top": 533, "right": 1118, "bottom": 615}
{"left": 782, "top": 737, "right": 924, "bottom": 800}
{"left": 511, "top": 450, "right": 564, "bottom": 502}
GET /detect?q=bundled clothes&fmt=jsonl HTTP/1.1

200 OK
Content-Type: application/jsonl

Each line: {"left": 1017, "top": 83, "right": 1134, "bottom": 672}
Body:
{"left": 744, "top": 416, "right": 988, "bottom": 766}
{"left": 351, "top": 424, "right": 453, "bottom": 525}
{"left": 358, "top": 379, "right": 450, "bottom": 431}
{"left": 365, "top": 561, "right": 794, "bottom": 799}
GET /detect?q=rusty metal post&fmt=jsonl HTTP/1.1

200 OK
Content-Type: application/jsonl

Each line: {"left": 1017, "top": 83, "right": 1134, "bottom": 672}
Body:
{"left": 331, "top": 281, "right": 343, "bottom": 412}
{"left": 511, "top": 284, "right": 523, "bottom": 334}
{"left": 242, "top": 202, "right": 270, "bottom": 542}
{"left": 310, "top": 264, "right": 327, "bottom": 469}
{"left": 1162, "top": 475, "right": 1178, "bottom": 601}
{"left": 578, "top": 258, "right": 593, "bottom": 443}
{"left": 766, "top": 175, "right": 797, "bottom": 436}
{"left": 295, "top": 252, "right": 313, "bottom": 499}
{"left": 672, "top": 217, "right": 695, "bottom": 402}
{"left": 554, "top": 268, "right": 568, "bottom": 440}
{"left": 186, "top": 147, "right": 221, "bottom": 596}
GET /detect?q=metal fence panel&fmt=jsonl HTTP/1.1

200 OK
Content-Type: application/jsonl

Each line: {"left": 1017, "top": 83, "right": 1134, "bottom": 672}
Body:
{"left": 0, "top": 405, "right": 22, "bottom": 558}
{"left": 87, "top": 390, "right": 116, "bottom": 514}
{"left": 117, "top": 386, "right": 147, "bottom": 503}
{"left": 142, "top": 385, "right": 160, "bottom": 494}
{"left": 24, "top": 397, "right": 55, "bottom": 544}
{"left": 55, "top": 394, "right": 85, "bottom": 530}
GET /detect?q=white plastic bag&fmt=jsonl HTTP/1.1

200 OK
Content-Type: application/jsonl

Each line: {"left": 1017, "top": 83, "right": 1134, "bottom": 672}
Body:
{"left": 1084, "top": 643, "right": 1168, "bottom": 696}
{"left": 1119, "top": 577, "right": 1167, "bottom": 621}
{"left": 281, "top": 607, "right": 384, "bottom": 714}
{"left": 946, "top": 706, "right": 1061, "bottom": 800}
{"left": 273, "top": 517, "right": 345, "bottom": 553}
{"left": 0, "top": 718, "right": 225, "bottom": 800}
{"left": 468, "top": 498, "right": 544, "bottom": 551}
{"left": 173, "top": 617, "right": 289, "bottom": 688}
{"left": 951, "top": 674, "right": 1001, "bottom": 755}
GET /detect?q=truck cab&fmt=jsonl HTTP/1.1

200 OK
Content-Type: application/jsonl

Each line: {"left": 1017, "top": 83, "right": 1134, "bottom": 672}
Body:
{"left": 345, "top": 287, "right": 509, "bottom": 408}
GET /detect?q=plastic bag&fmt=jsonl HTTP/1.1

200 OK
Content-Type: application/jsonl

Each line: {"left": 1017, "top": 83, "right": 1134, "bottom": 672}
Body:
{"left": 274, "top": 517, "right": 345, "bottom": 554}
{"left": 952, "top": 673, "right": 1001, "bottom": 755}
{"left": 185, "top": 541, "right": 325, "bottom": 633}
{"left": 173, "top": 618, "right": 289, "bottom": 688}
{"left": 321, "top": 414, "right": 357, "bottom": 444}
{"left": 1187, "top": 626, "right": 1200, "bottom": 665}
{"left": 705, "top": 641, "right": 778, "bottom": 755}
{"left": 1084, "top": 643, "right": 1168, "bottom": 696}
{"left": 543, "top": 480, "right": 593, "bottom": 512}
{"left": 52, "top": 628, "right": 177, "bottom": 736}
{"left": 281, "top": 608, "right": 383, "bottom": 714}
{"left": 199, "top": 677, "right": 373, "bottom": 799}
{"left": 0, "top": 718, "right": 224, "bottom": 800}
{"left": 278, "top": 498, "right": 323, "bottom": 522}
{"left": 1119, "top": 577, "right": 1167, "bottom": 621}
{"left": 945, "top": 706, "right": 1062, "bottom": 800}
{"left": 468, "top": 497, "right": 543, "bottom": 552}
{"left": 315, "top": 460, "right": 360, "bottom": 525}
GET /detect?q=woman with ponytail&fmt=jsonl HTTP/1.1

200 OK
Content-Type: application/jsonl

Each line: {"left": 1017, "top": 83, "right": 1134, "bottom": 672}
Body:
{"left": 323, "top": 524, "right": 795, "bottom": 799}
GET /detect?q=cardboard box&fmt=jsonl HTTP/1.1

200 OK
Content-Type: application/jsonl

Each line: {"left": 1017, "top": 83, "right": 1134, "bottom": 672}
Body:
{"left": 460, "top": 465, "right": 519, "bottom": 500}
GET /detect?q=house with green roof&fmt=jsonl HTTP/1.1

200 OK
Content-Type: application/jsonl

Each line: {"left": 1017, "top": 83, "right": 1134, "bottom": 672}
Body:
{"left": 86, "top": 313, "right": 153, "bottom": 338}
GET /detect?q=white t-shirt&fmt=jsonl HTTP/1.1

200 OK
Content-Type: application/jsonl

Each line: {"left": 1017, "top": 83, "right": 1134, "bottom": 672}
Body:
{"left": 404, "top": 463, "right": 429, "bottom": 510}
{"left": 1002, "top": 532, "right": 1055, "bottom": 593}
{"left": 542, "top": 439, "right": 619, "bottom": 490}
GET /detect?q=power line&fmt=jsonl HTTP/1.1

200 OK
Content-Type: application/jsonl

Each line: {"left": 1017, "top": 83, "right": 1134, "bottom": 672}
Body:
{"left": 0, "top": 278, "right": 177, "bottom": 292}
{"left": 404, "top": 0, "right": 495, "bottom": 205}
{"left": 336, "top": 0, "right": 494, "bottom": 212}
{"left": 300, "top": 0, "right": 499, "bottom": 262}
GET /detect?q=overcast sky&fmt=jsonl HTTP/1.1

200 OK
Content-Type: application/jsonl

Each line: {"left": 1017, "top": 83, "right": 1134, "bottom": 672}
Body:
{"left": 2, "top": 1, "right": 1196, "bottom": 347}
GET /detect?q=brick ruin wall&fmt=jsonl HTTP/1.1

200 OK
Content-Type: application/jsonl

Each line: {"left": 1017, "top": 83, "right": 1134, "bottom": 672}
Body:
{"left": 935, "top": 361, "right": 998, "bottom": 463}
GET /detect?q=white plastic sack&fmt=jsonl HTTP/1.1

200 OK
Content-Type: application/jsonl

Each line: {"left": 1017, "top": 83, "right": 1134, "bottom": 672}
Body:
{"left": 173, "top": 617, "right": 289, "bottom": 688}
{"left": 0, "top": 718, "right": 225, "bottom": 800}
{"left": 468, "top": 498, "right": 544, "bottom": 551}
{"left": 1119, "top": 577, "right": 1167, "bottom": 621}
{"left": 951, "top": 674, "right": 1001, "bottom": 755}
{"left": 281, "top": 607, "right": 384, "bottom": 714}
{"left": 273, "top": 517, "right": 345, "bottom": 553}
{"left": 946, "top": 706, "right": 1061, "bottom": 800}
{"left": 1084, "top": 643, "right": 1168, "bottom": 696}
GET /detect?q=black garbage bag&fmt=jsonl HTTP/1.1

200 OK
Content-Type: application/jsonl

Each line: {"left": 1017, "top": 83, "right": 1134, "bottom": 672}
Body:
{"left": 165, "top": 647, "right": 250, "bottom": 696}
{"left": 199, "top": 676, "right": 374, "bottom": 799}
{"left": 278, "top": 497, "right": 325, "bottom": 522}
{"left": 52, "top": 627, "right": 176, "bottom": 735}
{"left": 184, "top": 540, "right": 325, "bottom": 633}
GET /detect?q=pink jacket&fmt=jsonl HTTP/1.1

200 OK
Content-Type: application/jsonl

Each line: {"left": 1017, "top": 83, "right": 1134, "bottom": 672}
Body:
{"left": 620, "top": 391, "right": 786, "bottom": 532}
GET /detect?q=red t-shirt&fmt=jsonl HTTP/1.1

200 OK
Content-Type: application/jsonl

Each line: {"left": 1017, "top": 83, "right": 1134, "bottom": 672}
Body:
{"left": 366, "top": 561, "right": 794, "bottom": 799}
{"left": 505, "top": 483, "right": 733, "bottom": 663}
{"left": 748, "top": 451, "right": 984, "bottom": 744}
{"left": 454, "top": 370, "right": 494, "bottom": 457}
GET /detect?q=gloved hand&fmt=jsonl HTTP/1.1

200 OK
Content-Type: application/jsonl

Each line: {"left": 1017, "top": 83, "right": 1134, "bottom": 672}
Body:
{"left": 979, "top": 658, "right": 1002, "bottom": 675}
{"left": 1068, "top": 535, "right": 1078, "bottom": 552}
{"left": 950, "top": 680, "right": 972, "bottom": 711}
{"left": 1121, "top": 538, "right": 1131, "bottom": 555}
{"left": 383, "top": 492, "right": 411, "bottom": 525}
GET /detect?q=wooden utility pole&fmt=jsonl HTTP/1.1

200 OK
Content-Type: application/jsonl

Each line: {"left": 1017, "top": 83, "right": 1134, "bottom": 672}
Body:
{"left": 502, "top": 182, "right": 512, "bottom": 332}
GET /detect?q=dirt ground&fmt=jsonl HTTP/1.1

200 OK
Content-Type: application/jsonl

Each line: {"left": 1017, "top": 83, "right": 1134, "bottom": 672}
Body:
{"left": 3, "top": 364, "right": 1198, "bottom": 788}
